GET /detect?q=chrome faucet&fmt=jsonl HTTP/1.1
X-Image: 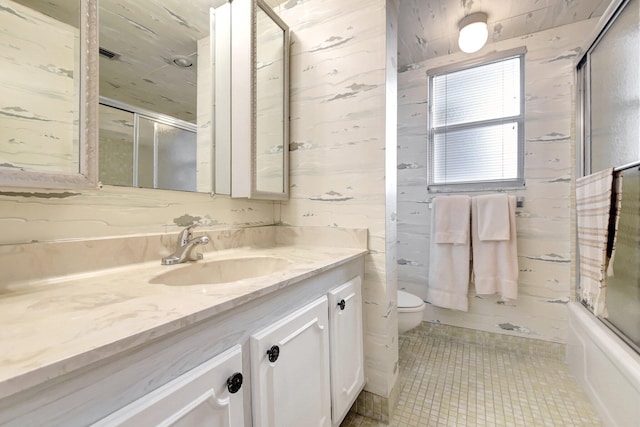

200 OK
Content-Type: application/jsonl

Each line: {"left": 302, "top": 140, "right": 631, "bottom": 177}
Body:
{"left": 162, "top": 225, "right": 210, "bottom": 265}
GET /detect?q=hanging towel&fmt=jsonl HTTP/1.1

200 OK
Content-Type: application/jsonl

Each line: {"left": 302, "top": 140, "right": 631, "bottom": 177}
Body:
{"left": 427, "top": 196, "right": 471, "bottom": 311}
{"left": 576, "top": 168, "right": 615, "bottom": 316}
{"left": 434, "top": 195, "right": 472, "bottom": 244}
{"left": 471, "top": 195, "right": 518, "bottom": 300}
{"left": 476, "top": 194, "right": 510, "bottom": 241}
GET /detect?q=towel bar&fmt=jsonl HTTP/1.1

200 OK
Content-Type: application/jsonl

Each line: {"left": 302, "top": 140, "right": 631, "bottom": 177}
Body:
{"left": 426, "top": 195, "right": 525, "bottom": 209}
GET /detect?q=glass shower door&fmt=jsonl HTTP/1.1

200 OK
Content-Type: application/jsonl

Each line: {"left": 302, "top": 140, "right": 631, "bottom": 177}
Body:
{"left": 604, "top": 167, "right": 640, "bottom": 351}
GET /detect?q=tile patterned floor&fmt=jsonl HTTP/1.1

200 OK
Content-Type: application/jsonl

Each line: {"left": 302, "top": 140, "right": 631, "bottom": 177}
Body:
{"left": 342, "top": 326, "right": 602, "bottom": 427}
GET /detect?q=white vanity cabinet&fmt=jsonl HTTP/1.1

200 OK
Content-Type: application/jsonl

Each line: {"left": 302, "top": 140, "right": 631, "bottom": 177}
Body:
{"left": 250, "top": 296, "right": 332, "bottom": 427}
{"left": 0, "top": 256, "right": 366, "bottom": 427}
{"left": 249, "top": 277, "right": 365, "bottom": 427}
{"left": 328, "top": 276, "right": 365, "bottom": 426}
{"left": 92, "top": 345, "right": 245, "bottom": 427}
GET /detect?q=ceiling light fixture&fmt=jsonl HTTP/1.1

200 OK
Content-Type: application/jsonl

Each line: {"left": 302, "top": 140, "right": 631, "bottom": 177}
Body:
{"left": 171, "top": 55, "right": 193, "bottom": 68}
{"left": 458, "top": 12, "right": 488, "bottom": 54}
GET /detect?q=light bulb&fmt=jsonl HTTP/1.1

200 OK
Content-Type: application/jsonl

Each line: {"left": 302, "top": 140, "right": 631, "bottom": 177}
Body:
{"left": 458, "top": 13, "right": 488, "bottom": 54}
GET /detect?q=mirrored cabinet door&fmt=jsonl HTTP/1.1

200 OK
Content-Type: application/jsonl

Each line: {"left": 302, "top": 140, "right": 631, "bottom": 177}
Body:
{"left": 0, "top": 0, "right": 98, "bottom": 188}
{"left": 97, "top": 0, "right": 229, "bottom": 194}
{"left": 255, "top": 3, "right": 288, "bottom": 195}
{"left": 232, "top": 0, "right": 289, "bottom": 200}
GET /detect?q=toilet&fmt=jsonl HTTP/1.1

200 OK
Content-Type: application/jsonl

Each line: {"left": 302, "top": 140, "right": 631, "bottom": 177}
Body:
{"left": 397, "top": 290, "right": 426, "bottom": 334}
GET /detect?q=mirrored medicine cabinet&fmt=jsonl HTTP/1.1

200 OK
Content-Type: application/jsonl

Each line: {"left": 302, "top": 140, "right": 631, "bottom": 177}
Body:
{"left": 231, "top": 0, "right": 290, "bottom": 200}
{"left": 0, "top": 0, "right": 98, "bottom": 188}
{"left": 0, "top": 0, "right": 289, "bottom": 200}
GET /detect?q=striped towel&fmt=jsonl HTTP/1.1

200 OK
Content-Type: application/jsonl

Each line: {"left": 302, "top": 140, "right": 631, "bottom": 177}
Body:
{"left": 576, "top": 168, "right": 615, "bottom": 316}
{"left": 606, "top": 171, "right": 624, "bottom": 282}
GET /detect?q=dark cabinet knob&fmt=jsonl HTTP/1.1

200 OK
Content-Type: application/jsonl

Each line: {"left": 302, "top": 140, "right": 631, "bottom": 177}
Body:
{"left": 267, "top": 345, "right": 280, "bottom": 363}
{"left": 338, "top": 299, "right": 346, "bottom": 311}
{"left": 226, "top": 372, "right": 243, "bottom": 394}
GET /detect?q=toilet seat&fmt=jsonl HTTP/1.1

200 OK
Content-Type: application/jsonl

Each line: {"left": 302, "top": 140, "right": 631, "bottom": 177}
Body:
{"left": 398, "top": 290, "right": 425, "bottom": 312}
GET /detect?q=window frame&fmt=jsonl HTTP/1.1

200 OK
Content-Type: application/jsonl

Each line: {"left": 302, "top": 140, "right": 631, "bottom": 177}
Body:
{"left": 427, "top": 47, "right": 527, "bottom": 193}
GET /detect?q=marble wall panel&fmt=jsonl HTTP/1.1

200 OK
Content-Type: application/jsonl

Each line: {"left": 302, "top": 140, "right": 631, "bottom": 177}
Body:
{"left": 525, "top": 140, "right": 574, "bottom": 179}
{"left": 275, "top": 225, "right": 367, "bottom": 248}
{"left": 0, "top": 186, "right": 276, "bottom": 245}
{"left": 423, "top": 290, "right": 570, "bottom": 342}
{"left": 270, "top": 0, "right": 398, "bottom": 399}
{"left": 397, "top": 18, "right": 599, "bottom": 344}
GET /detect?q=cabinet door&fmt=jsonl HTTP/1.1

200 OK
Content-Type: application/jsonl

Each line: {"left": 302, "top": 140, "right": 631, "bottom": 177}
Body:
{"left": 328, "top": 276, "right": 365, "bottom": 426}
{"left": 250, "top": 296, "right": 331, "bottom": 427}
{"left": 92, "top": 345, "right": 244, "bottom": 427}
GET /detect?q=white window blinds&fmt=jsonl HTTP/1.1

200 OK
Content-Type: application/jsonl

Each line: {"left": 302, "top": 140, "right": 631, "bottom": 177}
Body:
{"left": 428, "top": 53, "right": 525, "bottom": 190}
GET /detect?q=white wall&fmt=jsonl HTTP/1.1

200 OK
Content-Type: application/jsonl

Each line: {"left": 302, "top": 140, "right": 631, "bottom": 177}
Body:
{"left": 397, "top": 18, "right": 600, "bottom": 344}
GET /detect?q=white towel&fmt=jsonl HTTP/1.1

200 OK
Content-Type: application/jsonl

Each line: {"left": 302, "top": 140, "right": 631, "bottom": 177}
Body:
{"left": 476, "top": 194, "right": 510, "bottom": 241}
{"left": 471, "top": 195, "right": 518, "bottom": 300}
{"left": 427, "top": 196, "right": 471, "bottom": 311}
{"left": 434, "top": 196, "right": 471, "bottom": 244}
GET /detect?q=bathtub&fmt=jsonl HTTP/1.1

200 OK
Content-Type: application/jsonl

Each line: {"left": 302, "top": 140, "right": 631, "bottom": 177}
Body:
{"left": 567, "top": 302, "right": 640, "bottom": 426}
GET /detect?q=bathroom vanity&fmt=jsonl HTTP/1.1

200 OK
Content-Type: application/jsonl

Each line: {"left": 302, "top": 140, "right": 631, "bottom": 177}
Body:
{"left": 0, "top": 226, "right": 366, "bottom": 427}
{"left": 0, "top": 0, "right": 365, "bottom": 423}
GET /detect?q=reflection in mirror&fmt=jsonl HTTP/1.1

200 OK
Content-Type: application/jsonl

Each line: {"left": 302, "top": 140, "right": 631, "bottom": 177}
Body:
{"left": 255, "top": 4, "right": 287, "bottom": 194}
{"left": 98, "top": 104, "right": 134, "bottom": 187}
{"left": 99, "top": 100, "right": 198, "bottom": 191}
{"left": 155, "top": 122, "right": 197, "bottom": 191}
{"left": 0, "top": 0, "right": 81, "bottom": 174}
{"left": 98, "top": 0, "right": 228, "bottom": 193}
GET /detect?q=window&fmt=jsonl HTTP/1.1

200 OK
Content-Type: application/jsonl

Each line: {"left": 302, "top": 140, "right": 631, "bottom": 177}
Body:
{"left": 427, "top": 48, "right": 526, "bottom": 192}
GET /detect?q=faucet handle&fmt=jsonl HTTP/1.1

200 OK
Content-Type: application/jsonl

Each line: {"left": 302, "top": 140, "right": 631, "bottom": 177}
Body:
{"left": 177, "top": 224, "right": 198, "bottom": 247}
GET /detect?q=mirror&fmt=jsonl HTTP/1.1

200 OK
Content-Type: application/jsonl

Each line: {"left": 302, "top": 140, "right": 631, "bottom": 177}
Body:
{"left": 97, "top": 0, "right": 229, "bottom": 193}
{"left": 231, "top": 0, "right": 289, "bottom": 199}
{"left": 0, "top": 0, "right": 98, "bottom": 188}
{"left": 255, "top": 2, "right": 288, "bottom": 195}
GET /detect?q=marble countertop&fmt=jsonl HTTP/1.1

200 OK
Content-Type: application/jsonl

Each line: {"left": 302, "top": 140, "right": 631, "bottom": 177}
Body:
{"left": 0, "top": 244, "right": 367, "bottom": 400}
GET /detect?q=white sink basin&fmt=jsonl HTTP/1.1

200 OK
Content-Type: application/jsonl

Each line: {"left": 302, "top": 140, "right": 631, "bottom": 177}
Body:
{"left": 149, "top": 256, "right": 291, "bottom": 286}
